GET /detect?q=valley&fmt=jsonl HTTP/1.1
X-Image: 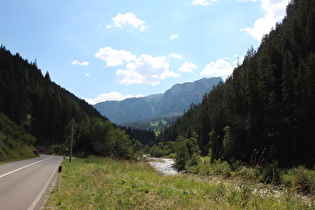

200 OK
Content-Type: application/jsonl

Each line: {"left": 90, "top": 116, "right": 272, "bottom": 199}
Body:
{"left": 0, "top": 0, "right": 314, "bottom": 209}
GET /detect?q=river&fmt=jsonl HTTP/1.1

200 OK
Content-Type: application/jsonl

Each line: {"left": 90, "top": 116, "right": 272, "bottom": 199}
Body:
{"left": 145, "top": 156, "right": 178, "bottom": 176}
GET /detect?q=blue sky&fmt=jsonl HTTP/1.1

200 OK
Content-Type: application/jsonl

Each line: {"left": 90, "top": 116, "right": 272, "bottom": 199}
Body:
{"left": 0, "top": 0, "right": 289, "bottom": 104}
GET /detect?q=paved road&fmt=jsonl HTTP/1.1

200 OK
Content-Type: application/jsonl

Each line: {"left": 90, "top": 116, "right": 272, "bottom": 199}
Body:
{"left": 0, "top": 155, "right": 63, "bottom": 210}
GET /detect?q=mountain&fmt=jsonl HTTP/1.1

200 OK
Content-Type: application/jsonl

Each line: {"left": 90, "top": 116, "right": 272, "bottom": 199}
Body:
{"left": 0, "top": 45, "right": 146, "bottom": 158}
{"left": 95, "top": 94, "right": 162, "bottom": 125}
{"left": 157, "top": 0, "right": 315, "bottom": 168}
{"left": 94, "top": 77, "right": 223, "bottom": 125}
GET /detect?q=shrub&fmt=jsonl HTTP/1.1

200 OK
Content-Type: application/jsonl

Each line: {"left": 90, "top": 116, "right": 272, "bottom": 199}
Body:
{"left": 259, "top": 161, "right": 282, "bottom": 184}
{"left": 49, "top": 144, "right": 66, "bottom": 155}
{"left": 197, "top": 161, "right": 211, "bottom": 176}
{"left": 281, "top": 166, "right": 315, "bottom": 194}
{"left": 212, "top": 159, "right": 231, "bottom": 177}
{"left": 149, "top": 143, "right": 170, "bottom": 157}
{"left": 186, "top": 153, "right": 200, "bottom": 167}
{"left": 237, "top": 166, "right": 260, "bottom": 181}
{"left": 174, "top": 141, "right": 189, "bottom": 170}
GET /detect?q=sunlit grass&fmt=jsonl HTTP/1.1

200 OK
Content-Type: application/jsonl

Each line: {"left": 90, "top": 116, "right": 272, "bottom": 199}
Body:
{"left": 43, "top": 156, "right": 314, "bottom": 209}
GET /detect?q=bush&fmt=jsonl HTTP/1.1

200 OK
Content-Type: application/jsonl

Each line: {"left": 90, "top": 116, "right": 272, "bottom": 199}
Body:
{"left": 259, "top": 161, "right": 282, "bottom": 184}
{"left": 196, "top": 161, "right": 211, "bottom": 175}
{"left": 281, "top": 166, "right": 315, "bottom": 194}
{"left": 211, "top": 159, "right": 231, "bottom": 177}
{"left": 237, "top": 166, "right": 260, "bottom": 181}
{"left": 76, "top": 151, "right": 90, "bottom": 158}
{"left": 149, "top": 143, "right": 171, "bottom": 157}
{"left": 49, "top": 144, "right": 66, "bottom": 155}
{"left": 174, "top": 141, "right": 190, "bottom": 170}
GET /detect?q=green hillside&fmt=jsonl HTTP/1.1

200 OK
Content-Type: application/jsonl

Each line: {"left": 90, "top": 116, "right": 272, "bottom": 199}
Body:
{"left": 0, "top": 46, "right": 144, "bottom": 159}
{"left": 157, "top": 0, "right": 315, "bottom": 168}
{"left": 0, "top": 112, "right": 37, "bottom": 161}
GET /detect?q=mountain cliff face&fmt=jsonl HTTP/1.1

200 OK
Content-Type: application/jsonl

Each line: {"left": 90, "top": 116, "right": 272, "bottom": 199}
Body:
{"left": 94, "top": 77, "right": 222, "bottom": 124}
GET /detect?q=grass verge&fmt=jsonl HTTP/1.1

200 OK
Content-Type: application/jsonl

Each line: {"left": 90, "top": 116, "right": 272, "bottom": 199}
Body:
{"left": 0, "top": 145, "right": 37, "bottom": 163}
{"left": 43, "top": 156, "right": 314, "bottom": 209}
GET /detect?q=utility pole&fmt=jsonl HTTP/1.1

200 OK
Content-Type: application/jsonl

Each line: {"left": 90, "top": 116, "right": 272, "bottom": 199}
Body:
{"left": 70, "top": 123, "right": 73, "bottom": 163}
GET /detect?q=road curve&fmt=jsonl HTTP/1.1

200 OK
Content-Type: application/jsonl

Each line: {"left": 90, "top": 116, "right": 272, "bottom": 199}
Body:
{"left": 0, "top": 155, "right": 63, "bottom": 210}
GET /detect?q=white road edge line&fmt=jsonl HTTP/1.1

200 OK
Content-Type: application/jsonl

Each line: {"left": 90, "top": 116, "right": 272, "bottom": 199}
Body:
{"left": 28, "top": 157, "right": 63, "bottom": 210}
{"left": 0, "top": 156, "right": 52, "bottom": 179}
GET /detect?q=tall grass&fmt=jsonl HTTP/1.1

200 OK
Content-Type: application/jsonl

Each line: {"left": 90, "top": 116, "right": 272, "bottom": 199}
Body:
{"left": 281, "top": 166, "right": 315, "bottom": 194}
{"left": 43, "top": 156, "right": 314, "bottom": 209}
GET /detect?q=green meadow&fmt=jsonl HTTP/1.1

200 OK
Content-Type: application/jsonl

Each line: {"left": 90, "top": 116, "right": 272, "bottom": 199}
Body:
{"left": 43, "top": 156, "right": 314, "bottom": 210}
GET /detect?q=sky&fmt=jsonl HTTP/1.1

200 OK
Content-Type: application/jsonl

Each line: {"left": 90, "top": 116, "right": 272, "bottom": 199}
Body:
{"left": 0, "top": 0, "right": 290, "bottom": 105}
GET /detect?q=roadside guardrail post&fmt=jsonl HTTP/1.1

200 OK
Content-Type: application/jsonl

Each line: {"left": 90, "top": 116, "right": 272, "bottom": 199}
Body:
{"left": 56, "top": 166, "right": 62, "bottom": 191}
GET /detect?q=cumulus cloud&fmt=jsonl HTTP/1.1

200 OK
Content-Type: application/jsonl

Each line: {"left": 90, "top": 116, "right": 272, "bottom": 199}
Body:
{"left": 95, "top": 47, "right": 136, "bottom": 67}
{"left": 179, "top": 62, "right": 198, "bottom": 72}
{"left": 106, "top": 12, "right": 148, "bottom": 31}
{"left": 95, "top": 47, "right": 180, "bottom": 86}
{"left": 116, "top": 54, "right": 180, "bottom": 86}
{"left": 238, "top": 0, "right": 257, "bottom": 2}
{"left": 168, "top": 52, "right": 183, "bottom": 59}
{"left": 200, "top": 58, "right": 234, "bottom": 80}
{"left": 170, "top": 34, "right": 179, "bottom": 40}
{"left": 71, "top": 60, "right": 89, "bottom": 66}
{"left": 243, "top": 0, "right": 290, "bottom": 41}
{"left": 85, "top": 73, "right": 90, "bottom": 76}
{"left": 192, "top": 0, "right": 216, "bottom": 6}
{"left": 85, "top": 91, "right": 143, "bottom": 105}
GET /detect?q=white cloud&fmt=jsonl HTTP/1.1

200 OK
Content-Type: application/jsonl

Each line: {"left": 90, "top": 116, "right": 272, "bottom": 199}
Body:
{"left": 178, "top": 62, "right": 198, "bottom": 72}
{"left": 170, "top": 34, "right": 179, "bottom": 40}
{"left": 95, "top": 47, "right": 180, "bottom": 86}
{"left": 95, "top": 47, "right": 136, "bottom": 67}
{"left": 192, "top": 0, "right": 216, "bottom": 6}
{"left": 71, "top": 60, "right": 89, "bottom": 66}
{"left": 168, "top": 52, "right": 183, "bottom": 59}
{"left": 106, "top": 12, "right": 148, "bottom": 31}
{"left": 238, "top": 0, "right": 257, "bottom": 2}
{"left": 116, "top": 54, "right": 180, "bottom": 86}
{"left": 200, "top": 58, "right": 234, "bottom": 80}
{"left": 243, "top": 0, "right": 290, "bottom": 41}
{"left": 85, "top": 91, "right": 143, "bottom": 105}
{"left": 232, "top": 54, "right": 244, "bottom": 66}
{"left": 85, "top": 73, "right": 90, "bottom": 76}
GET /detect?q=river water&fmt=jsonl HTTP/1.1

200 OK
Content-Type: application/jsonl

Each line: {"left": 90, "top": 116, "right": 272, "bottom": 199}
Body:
{"left": 146, "top": 157, "right": 178, "bottom": 176}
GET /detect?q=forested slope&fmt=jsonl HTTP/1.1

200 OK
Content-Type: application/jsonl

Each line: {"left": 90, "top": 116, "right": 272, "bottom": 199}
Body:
{"left": 157, "top": 0, "right": 315, "bottom": 168}
{"left": 0, "top": 112, "right": 37, "bottom": 161}
{"left": 0, "top": 46, "right": 143, "bottom": 159}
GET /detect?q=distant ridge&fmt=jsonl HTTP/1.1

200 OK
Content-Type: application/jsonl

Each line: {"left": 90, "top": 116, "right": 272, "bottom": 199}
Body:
{"left": 94, "top": 77, "right": 223, "bottom": 124}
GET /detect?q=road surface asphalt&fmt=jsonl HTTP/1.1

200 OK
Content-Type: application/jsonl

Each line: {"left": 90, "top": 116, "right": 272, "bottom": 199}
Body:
{"left": 0, "top": 155, "right": 63, "bottom": 210}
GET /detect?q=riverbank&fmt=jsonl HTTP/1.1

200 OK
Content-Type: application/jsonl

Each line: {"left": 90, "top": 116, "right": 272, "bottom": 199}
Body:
{"left": 42, "top": 156, "right": 313, "bottom": 209}
{"left": 145, "top": 156, "right": 314, "bottom": 207}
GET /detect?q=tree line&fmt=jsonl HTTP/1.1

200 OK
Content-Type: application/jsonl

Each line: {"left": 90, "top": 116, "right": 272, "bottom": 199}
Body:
{"left": 0, "top": 45, "right": 146, "bottom": 159}
{"left": 157, "top": 0, "right": 315, "bottom": 168}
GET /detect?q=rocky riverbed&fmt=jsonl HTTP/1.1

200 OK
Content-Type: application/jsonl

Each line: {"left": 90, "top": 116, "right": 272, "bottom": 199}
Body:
{"left": 144, "top": 156, "right": 178, "bottom": 176}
